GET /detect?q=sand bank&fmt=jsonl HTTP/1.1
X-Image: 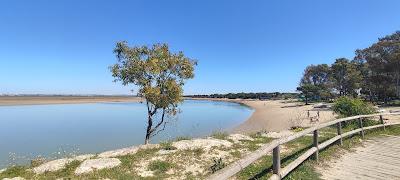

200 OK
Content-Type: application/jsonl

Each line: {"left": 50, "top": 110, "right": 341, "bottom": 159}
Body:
{"left": 0, "top": 96, "right": 143, "bottom": 106}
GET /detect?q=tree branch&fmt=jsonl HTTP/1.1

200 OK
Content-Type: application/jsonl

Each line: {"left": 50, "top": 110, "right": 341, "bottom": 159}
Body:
{"left": 150, "top": 108, "right": 166, "bottom": 136}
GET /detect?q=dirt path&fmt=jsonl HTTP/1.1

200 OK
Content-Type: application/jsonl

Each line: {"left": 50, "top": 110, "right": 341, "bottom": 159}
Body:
{"left": 318, "top": 135, "right": 400, "bottom": 180}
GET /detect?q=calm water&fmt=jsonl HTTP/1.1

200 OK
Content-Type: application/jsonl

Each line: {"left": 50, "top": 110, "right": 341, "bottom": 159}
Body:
{"left": 0, "top": 100, "right": 253, "bottom": 168}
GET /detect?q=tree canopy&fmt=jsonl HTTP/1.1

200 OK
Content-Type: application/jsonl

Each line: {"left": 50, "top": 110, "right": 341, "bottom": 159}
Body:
{"left": 111, "top": 42, "right": 197, "bottom": 144}
{"left": 298, "top": 31, "right": 400, "bottom": 104}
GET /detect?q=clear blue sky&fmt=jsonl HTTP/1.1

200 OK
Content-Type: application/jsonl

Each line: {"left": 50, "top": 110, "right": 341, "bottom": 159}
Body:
{"left": 1, "top": 0, "right": 400, "bottom": 95}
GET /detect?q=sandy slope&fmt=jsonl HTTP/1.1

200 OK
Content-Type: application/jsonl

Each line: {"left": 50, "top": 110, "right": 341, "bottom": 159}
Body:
{"left": 233, "top": 100, "right": 336, "bottom": 133}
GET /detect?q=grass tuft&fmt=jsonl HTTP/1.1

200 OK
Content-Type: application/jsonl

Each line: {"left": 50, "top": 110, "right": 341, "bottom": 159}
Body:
{"left": 211, "top": 131, "right": 229, "bottom": 140}
{"left": 148, "top": 160, "right": 173, "bottom": 174}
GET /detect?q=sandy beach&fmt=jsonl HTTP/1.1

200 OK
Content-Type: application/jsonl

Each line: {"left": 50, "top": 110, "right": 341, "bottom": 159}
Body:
{"left": 0, "top": 96, "right": 143, "bottom": 106}
{"left": 188, "top": 98, "right": 337, "bottom": 133}
{"left": 234, "top": 100, "right": 336, "bottom": 133}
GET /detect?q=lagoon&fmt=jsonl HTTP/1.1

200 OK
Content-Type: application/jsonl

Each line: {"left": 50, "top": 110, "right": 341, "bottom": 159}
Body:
{"left": 0, "top": 100, "right": 253, "bottom": 168}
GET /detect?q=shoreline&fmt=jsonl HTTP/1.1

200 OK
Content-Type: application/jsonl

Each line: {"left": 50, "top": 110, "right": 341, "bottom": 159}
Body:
{"left": 189, "top": 98, "right": 337, "bottom": 133}
{"left": 0, "top": 96, "right": 143, "bottom": 106}
{"left": 0, "top": 96, "right": 336, "bottom": 134}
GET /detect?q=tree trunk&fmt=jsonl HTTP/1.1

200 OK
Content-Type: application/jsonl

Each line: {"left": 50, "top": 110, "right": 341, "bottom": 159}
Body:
{"left": 305, "top": 95, "right": 309, "bottom": 105}
{"left": 396, "top": 72, "right": 400, "bottom": 98}
{"left": 145, "top": 115, "right": 152, "bottom": 145}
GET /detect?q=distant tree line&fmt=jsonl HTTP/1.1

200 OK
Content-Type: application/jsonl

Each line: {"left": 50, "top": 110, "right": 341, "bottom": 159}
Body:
{"left": 187, "top": 92, "right": 298, "bottom": 100}
{"left": 297, "top": 31, "right": 400, "bottom": 104}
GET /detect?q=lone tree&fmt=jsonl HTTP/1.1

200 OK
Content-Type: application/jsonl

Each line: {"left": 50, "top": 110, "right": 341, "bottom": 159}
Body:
{"left": 110, "top": 42, "right": 197, "bottom": 144}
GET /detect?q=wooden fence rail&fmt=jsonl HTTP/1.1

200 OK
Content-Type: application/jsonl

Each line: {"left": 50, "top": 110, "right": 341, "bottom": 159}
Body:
{"left": 208, "top": 112, "right": 400, "bottom": 180}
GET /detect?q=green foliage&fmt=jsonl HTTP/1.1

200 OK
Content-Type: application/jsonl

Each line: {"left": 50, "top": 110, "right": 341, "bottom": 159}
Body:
{"left": 333, "top": 96, "right": 376, "bottom": 117}
{"left": 188, "top": 92, "right": 299, "bottom": 100}
{"left": 297, "top": 64, "right": 333, "bottom": 104}
{"left": 298, "top": 31, "right": 400, "bottom": 103}
{"left": 110, "top": 42, "right": 197, "bottom": 143}
{"left": 0, "top": 166, "right": 32, "bottom": 179}
{"left": 148, "top": 160, "right": 173, "bottom": 173}
{"left": 355, "top": 31, "right": 400, "bottom": 102}
{"left": 210, "top": 158, "right": 225, "bottom": 173}
{"left": 331, "top": 58, "right": 362, "bottom": 96}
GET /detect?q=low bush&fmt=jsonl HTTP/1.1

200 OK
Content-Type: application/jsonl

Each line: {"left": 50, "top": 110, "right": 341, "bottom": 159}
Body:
{"left": 333, "top": 96, "right": 376, "bottom": 118}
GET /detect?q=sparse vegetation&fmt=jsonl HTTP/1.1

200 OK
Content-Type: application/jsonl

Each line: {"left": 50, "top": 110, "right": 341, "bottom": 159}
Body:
{"left": 175, "top": 136, "right": 192, "bottom": 141}
{"left": 0, "top": 132, "right": 273, "bottom": 179}
{"left": 211, "top": 131, "right": 229, "bottom": 140}
{"left": 2, "top": 123, "right": 399, "bottom": 179}
{"left": 160, "top": 141, "right": 177, "bottom": 150}
{"left": 148, "top": 160, "right": 173, "bottom": 173}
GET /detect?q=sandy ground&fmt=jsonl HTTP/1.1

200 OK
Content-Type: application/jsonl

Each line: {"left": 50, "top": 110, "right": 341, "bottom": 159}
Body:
{"left": 0, "top": 96, "right": 143, "bottom": 106}
{"left": 233, "top": 100, "right": 336, "bottom": 133}
{"left": 189, "top": 98, "right": 337, "bottom": 133}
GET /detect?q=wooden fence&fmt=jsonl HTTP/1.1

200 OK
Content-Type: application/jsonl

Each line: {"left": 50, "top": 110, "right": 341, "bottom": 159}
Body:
{"left": 208, "top": 112, "right": 400, "bottom": 180}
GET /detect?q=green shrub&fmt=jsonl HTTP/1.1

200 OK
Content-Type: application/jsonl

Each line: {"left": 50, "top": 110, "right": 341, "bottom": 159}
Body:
{"left": 333, "top": 96, "right": 376, "bottom": 118}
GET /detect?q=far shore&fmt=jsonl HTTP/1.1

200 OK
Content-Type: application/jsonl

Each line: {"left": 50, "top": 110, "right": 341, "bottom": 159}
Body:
{"left": 0, "top": 96, "right": 337, "bottom": 134}
{"left": 0, "top": 96, "right": 143, "bottom": 106}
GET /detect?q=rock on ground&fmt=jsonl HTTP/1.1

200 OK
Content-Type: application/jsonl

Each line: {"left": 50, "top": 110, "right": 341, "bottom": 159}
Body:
{"left": 261, "top": 130, "right": 294, "bottom": 139}
{"left": 33, "top": 154, "right": 94, "bottom": 174}
{"left": 74, "top": 158, "right": 121, "bottom": 175}
{"left": 228, "top": 134, "right": 254, "bottom": 143}
{"left": 98, "top": 144, "right": 159, "bottom": 158}
{"left": 2, "top": 177, "right": 25, "bottom": 180}
{"left": 172, "top": 138, "right": 232, "bottom": 151}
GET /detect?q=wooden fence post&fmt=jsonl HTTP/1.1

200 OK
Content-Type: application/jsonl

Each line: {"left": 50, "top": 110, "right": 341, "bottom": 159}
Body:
{"left": 313, "top": 130, "right": 319, "bottom": 161}
{"left": 337, "top": 121, "right": 343, "bottom": 145}
{"left": 380, "top": 115, "right": 386, "bottom": 131}
{"left": 359, "top": 118, "right": 365, "bottom": 138}
{"left": 273, "top": 145, "right": 281, "bottom": 178}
